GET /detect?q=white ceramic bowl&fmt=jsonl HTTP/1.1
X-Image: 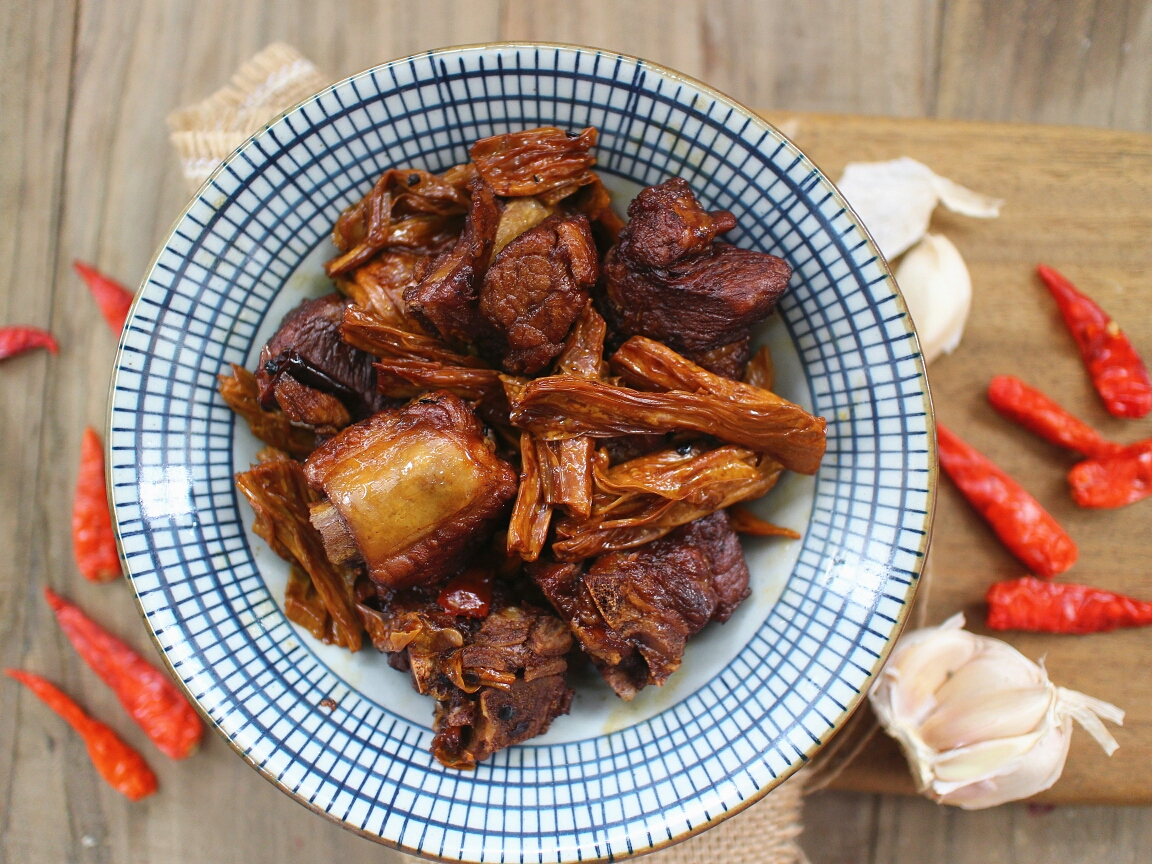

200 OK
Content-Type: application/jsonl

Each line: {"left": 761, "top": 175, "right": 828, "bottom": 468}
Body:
{"left": 109, "top": 44, "right": 935, "bottom": 862}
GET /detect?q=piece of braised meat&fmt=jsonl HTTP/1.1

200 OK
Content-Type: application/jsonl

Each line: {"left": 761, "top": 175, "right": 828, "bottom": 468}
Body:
{"left": 302, "top": 391, "right": 518, "bottom": 592}
{"left": 479, "top": 215, "right": 598, "bottom": 375}
{"left": 528, "top": 510, "right": 750, "bottom": 699}
{"left": 255, "top": 293, "right": 390, "bottom": 426}
{"left": 404, "top": 178, "right": 501, "bottom": 349}
{"left": 528, "top": 558, "right": 649, "bottom": 700}
{"left": 597, "top": 178, "right": 792, "bottom": 378}
{"left": 358, "top": 588, "right": 574, "bottom": 769}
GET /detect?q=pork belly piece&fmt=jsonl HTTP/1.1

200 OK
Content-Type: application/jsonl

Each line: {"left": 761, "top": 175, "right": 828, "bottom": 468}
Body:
{"left": 359, "top": 589, "right": 574, "bottom": 769}
{"left": 596, "top": 177, "right": 792, "bottom": 378}
{"left": 255, "top": 293, "right": 389, "bottom": 425}
{"left": 529, "top": 511, "right": 750, "bottom": 699}
{"left": 404, "top": 178, "right": 502, "bottom": 348}
{"left": 302, "top": 391, "right": 517, "bottom": 591}
{"left": 479, "top": 215, "right": 598, "bottom": 375}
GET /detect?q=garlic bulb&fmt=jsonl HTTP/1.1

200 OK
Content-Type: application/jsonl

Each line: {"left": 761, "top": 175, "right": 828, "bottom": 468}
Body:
{"left": 837, "top": 156, "right": 1003, "bottom": 261}
{"left": 869, "top": 613, "right": 1124, "bottom": 810}
{"left": 895, "top": 233, "right": 972, "bottom": 364}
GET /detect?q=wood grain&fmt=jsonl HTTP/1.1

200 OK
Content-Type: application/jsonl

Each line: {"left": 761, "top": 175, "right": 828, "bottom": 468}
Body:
{"left": 762, "top": 110, "right": 1152, "bottom": 805}
{"left": 501, "top": 0, "right": 944, "bottom": 116}
{"left": 937, "top": 0, "right": 1152, "bottom": 130}
{"left": 0, "top": 3, "right": 80, "bottom": 864}
{"left": 3, "top": 2, "right": 1152, "bottom": 862}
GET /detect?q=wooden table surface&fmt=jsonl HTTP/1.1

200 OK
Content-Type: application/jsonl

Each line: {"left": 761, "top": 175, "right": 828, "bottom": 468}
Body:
{"left": 3, "top": 2, "right": 1151, "bottom": 862}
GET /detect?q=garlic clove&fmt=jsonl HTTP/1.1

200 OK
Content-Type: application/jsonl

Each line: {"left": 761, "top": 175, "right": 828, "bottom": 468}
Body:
{"left": 895, "top": 233, "right": 972, "bottom": 364}
{"left": 869, "top": 614, "right": 1124, "bottom": 810}
{"left": 932, "top": 645, "right": 1044, "bottom": 704}
{"left": 930, "top": 173, "right": 1004, "bottom": 219}
{"left": 933, "top": 722, "right": 1071, "bottom": 809}
{"left": 918, "top": 685, "right": 1053, "bottom": 750}
{"left": 838, "top": 157, "right": 939, "bottom": 260}
{"left": 886, "top": 627, "right": 980, "bottom": 725}
{"left": 930, "top": 726, "right": 1048, "bottom": 786}
{"left": 836, "top": 156, "right": 1002, "bottom": 261}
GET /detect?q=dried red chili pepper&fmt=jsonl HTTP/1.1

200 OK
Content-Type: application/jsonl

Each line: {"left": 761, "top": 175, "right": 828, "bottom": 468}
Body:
{"left": 937, "top": 423, "right": 1077, "bottom": 578}
{"left": 437, "top": 566, "right": 494, "bottom": 618}
{"left": 1068, "top": 440, "right": 1152, "bottom": 509}
{"left": 987, "top": 576, "right": 1152, "bottom": 634}
{"left": 74, "top": 261, "right": 134, "bottom": 335}
{"left": 44, "top": 588, "right": 202, "bottom": 759}
{"left": 5, "top": 668, "right": 157, "bottom": 800}
{"left": 987, "top": 374, "right": 1123, "bottom": 460}
{"left": 0, "top": 326, "right": 58, "bottom": 361}
{"left": 72, "top": 427, "right": 121, "bottom": 583}
{"left": 1038, "top": 265, "right": 1152, "bottom": 418}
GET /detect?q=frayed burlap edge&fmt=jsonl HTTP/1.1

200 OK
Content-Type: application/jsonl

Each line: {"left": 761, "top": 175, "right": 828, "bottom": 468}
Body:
{"left": 167, "top": 43, "right": 329, "bottom": 193}
{"left": 647, "top": 769, "right": 811, "bottom": 864}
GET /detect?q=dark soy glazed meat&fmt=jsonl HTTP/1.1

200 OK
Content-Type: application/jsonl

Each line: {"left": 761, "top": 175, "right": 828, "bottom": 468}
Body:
{"left": 529, "top": 510, "right": 750, "bottom": 699}
{"left": 404, "top": 178, "right": 502, "bottom": 348}
{"left": 597, "top": 178, "right": 792, "bottom": 378}
{"left": 256, "top": 293, "right": 389, "bottom": 423}
{"left": 359, "top": 589, "right": 574, "bottom": 769}
{"left": 479, "top": 215, "right": 598, "bottom": 375}
{"left": 303, "top": 391, "right": 518, "bottom": 592}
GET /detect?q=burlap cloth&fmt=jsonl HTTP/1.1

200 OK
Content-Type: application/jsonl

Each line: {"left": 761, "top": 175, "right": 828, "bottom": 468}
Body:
{"left": 169, "top": 45, "right": 929, "bottom": 863}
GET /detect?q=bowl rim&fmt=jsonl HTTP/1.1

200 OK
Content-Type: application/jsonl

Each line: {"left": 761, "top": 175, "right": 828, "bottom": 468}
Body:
{"left": 107, "top": 40, "right": 937, "bottom": 860}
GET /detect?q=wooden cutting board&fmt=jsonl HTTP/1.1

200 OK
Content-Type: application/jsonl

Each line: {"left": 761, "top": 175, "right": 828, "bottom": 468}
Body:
{"left": 755, "top": 111, "right": 1152, "bottom": 805}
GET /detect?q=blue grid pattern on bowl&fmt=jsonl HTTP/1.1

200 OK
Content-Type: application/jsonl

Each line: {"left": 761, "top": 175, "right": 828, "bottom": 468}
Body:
{"left": 108, "top": 44, "right": 933, "bottom": 862}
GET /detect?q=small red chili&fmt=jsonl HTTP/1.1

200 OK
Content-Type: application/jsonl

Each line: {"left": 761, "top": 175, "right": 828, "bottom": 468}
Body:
{"left": 987, "top": 576, "right": 1152, "bottom": 634}
{"left": 437, "top": 566, "right": 494, "bottom": 618}
{"left": 74, "top": 260, "right": 134, "bottom": 335}
{"left": 0, "top": 326, "right": 58, "bottom": 361}
{"left": 45, "top": 588, "right": 203, "bottom": 759}
{"left": 5, "top": 668, "right": 158, "bottom": 800}
{"left": 1038, "top": 265, "right": 1151, "bottom": 418}
{"left": 987, "top": 375, "right": 1123, "bottom": 460}
{"left": 72, "top": 427, "right": 121, "bottom": 583}
{"left": 1068, "top": 440, "right": 1152, "bottom": 509}
{"left": 937, "top": 423, "right": 1077, "bottom": 578}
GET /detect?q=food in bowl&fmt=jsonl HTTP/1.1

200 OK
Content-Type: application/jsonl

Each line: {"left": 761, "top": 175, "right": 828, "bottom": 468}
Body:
{"left": 219, "top": 125, "right": 827, "bottom": 769}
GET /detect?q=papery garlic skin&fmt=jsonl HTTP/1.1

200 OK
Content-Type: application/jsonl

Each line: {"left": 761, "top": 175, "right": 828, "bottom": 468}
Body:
{"left": 869, "top": 613, "right": 1124, "bottom": 810}
{"left": 837, "top": 156, "right": 1003, "bottom": 261}
{"left": 895, "top": 234, "right": 972, "bottom": 364}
